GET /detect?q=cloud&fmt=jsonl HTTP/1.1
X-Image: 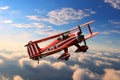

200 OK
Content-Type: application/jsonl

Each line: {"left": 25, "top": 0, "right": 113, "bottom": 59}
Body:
{"left": 12, "top": 22, "right": 51, "bottom": 29}
{"left": 69, "top": 64, "right": 80, "bottom": 71}
{"left": 110, "top": 30, "right": 120, "bottom": 34}
{"left": 77, "top": 53, "right": 91, "bottom": 63}
{"left": 1, "top": 20, "right": 13, "bottom": 24}
{"left": 18, "top": 57, "right": 38, "bottom": 68}
{"left": 18, "top": 57, "right": 67, "bottom": 69}
{"left": 0, "top": 75, "right": 9, "bottom": 80}
{"left": 52, "top": 62, "right": 67, "bottom": 69}
{"left": 13, "top": 23, "right": 32, "bottom": 28}
{"left": 35, "top": 28, "right": 63, "bottom": 35}
{"left": 26, "top": 16, "right": 41, "bottom": 21}
{"left": 72, "top": 68, "right": 99, "bottom": 80}
{"left": 89, "top": 51, "right": 120, "bottom": 63}
{"left": 101, "top": 30, "right": 120, "bottom": 35}
{"left": 101, "top": 56, "right": 120, "bottom": 63}
{"left": 102, "top": 68, "right": 120, "bottom": 80}
{"left": 0, "top": 59, "right": 4, "bottom": 64}
{"left": 0, "top": 51, "right": 27, "bottom": 60}
{"left": 0, "top": 6, "right": 9, "bottom": 10}
{"left": 13, "top": 75, "right": 24, "bottom": 80}
{"left": 26, "top": 8, "right": 96, "bottom": 26}
{"left": 94, "top": 60, "right": 112, "bottom": 66}
{"left": 108, "top": 20, "right": 120, "bottom": 28}
{"left": 104, "top": 0, "right": 120, "bottom": 9}
{"left": 108, "top": 20, "right": 120, "bottom": 25}
{"left": 32, "top": 22, "right": 51, "bottom": 28}
{"left": 0, "top": 49, "right": 120, "bottom": 80}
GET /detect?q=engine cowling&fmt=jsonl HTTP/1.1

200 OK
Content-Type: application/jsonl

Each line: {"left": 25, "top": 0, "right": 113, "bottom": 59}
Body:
{"left": 75, "top": 31, "right": 84, "bottom": 42}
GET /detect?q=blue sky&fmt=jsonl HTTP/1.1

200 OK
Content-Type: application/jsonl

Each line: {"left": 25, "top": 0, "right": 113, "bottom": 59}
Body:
{"left": 0, "top": 0, "right": 120, "bottom": 80}
{"left": 0, "top": 0, "right": 120, "bottom": 52}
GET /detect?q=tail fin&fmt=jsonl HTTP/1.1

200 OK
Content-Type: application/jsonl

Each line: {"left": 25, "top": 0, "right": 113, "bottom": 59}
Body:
{"left": 25, "top": 41, "right": 41, "bottom": 59}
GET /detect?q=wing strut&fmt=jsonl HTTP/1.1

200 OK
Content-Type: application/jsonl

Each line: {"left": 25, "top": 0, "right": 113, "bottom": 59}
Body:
{"left": 88, "top": 24, "right": 92, "bottom": 34}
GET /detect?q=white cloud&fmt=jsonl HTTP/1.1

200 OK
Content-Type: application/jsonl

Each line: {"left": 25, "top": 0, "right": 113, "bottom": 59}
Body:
{"left": 110, "top": 30, "right": 120, "bottom": 34}
{"left": 0, "top": 49, "right": 119, "bottom": 80}
{"left": 32, "top": 22, "right": 51, "bottom": 29}
{"left": 77, "top": 54, "right": 91, "bottom": 63}
{"left": 109, "top": 20, "right": 120, "bottom": 25}
{"left": 35, "top": 28, "right": 63, "bottom": 36}
{"left": 13, "top": 75, "right": 24, "bottom": 80}
{"left": 1, "top": 20, "right": 13, "bottom": 24}
{"left": 26, "top": 8, "right": 95, "bottom": 26}
{"left": 18, "top": 57, "right": 67, "bottom": 70}
{"left": 12, "top": 22, "right": 51, "bottom": 29}
{"left": 72, "top": 68, "right": 99, "bottom": 80}
{"left": 108, "top": 20, "right": 120, "bottom": 28}
{"left": 94, "top": 60, "right": 112, "bottom": 66}
{"left": 18, "top": 57, "right": 31, "bottom": 68}
{"left": 104, "top": 0, "right": 120, "bottom": 9}
{"left": 26, "top": 16, "right": 41, "bottom": 21}
{"left": 101, "top": 30, "right": 120, "bottom": 35}
{"left": 0, "top": 59, "right": 4, "bottom": 64}
{"left": 13, "top": 23, "right": 32, "bottom": 28}
{"left": 0, "top": 6, "right": 9, "bottom": 10}
{"left": 102, "top": 68, "right": 120, "bottom": 80}
{"left": 0, "top": 51, "right": 27, "bottom": 60}
{"left": 89, "top": 51, "right": 120, "bottom": 63}
{"left": 52, "top": 62, "right": 67, "bottom": 69}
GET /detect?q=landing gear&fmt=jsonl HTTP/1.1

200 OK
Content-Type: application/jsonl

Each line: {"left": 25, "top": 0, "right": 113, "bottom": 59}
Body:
{"left": 58, "top": 53, "right": 70, "bottom": 60}
{"left": 58, "top": 48, "right": 70, "bottom": 60}
{"left": 75, "top": 26, "right": 88, "bottom": 53}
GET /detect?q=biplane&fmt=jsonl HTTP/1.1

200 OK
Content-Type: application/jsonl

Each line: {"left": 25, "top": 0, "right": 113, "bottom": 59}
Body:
{"left": 25, "top": 20, "right": 99, "bottom": 61}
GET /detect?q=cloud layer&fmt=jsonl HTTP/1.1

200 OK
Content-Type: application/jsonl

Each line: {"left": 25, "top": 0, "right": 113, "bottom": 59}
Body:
{"left": 0, "top": 48, "right": 120, "bottom": 80}
{"left": 102, "top": 68, "right": 120, "bottom": 80}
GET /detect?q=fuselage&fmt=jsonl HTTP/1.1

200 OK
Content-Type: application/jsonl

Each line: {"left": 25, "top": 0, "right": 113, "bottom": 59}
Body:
{"left": 35, "top": 31, "right": 81, "bottom": 58}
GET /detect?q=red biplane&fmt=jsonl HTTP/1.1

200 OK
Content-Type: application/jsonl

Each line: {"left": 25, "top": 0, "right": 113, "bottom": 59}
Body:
{"left": 25, "top": 20, "right": 99, "bottom": 62}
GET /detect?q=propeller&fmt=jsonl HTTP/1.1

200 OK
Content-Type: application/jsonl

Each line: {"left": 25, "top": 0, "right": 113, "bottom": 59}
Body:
{"left": 78, "top": 25, "right": 82, "bottom": 34}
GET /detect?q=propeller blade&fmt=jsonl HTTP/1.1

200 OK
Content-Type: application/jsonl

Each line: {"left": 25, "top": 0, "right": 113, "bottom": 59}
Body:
{"left": 78, "top": 25, "right": 82, "bottom": 34}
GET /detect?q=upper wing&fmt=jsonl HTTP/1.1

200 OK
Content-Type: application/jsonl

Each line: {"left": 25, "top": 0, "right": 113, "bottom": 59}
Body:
{"left": 33, "top": 20, "right": 95, "bottom": 43}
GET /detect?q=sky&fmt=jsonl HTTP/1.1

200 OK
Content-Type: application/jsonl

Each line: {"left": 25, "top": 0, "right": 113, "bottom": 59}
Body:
{"left": 0, "top": 0, "right": 120, "bottom": 80}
